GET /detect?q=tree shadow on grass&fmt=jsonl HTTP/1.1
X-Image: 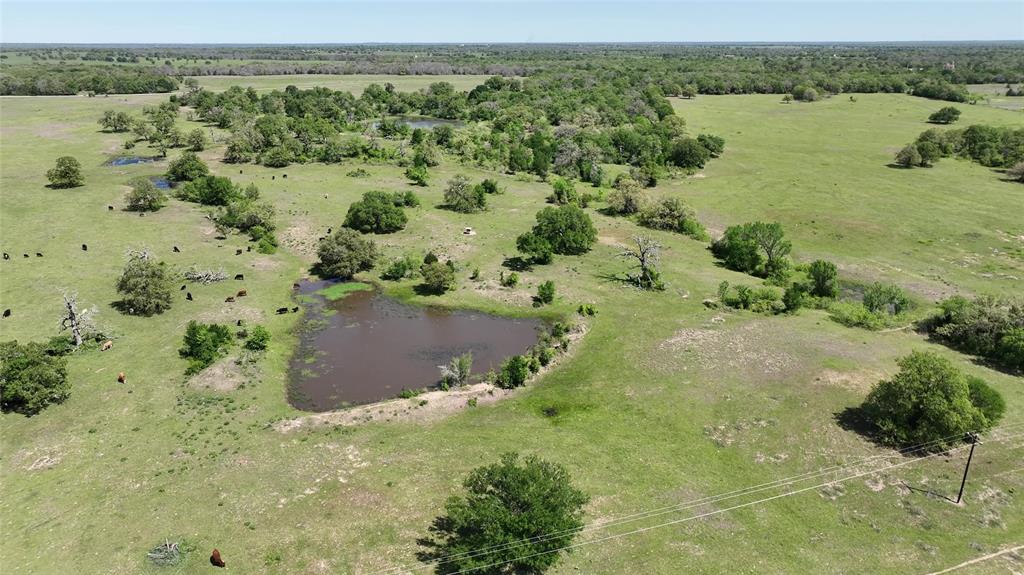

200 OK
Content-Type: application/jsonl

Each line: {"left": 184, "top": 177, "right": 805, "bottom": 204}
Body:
{"left": 594, "top": 272, "right": 635, "bottom": 287}
{"left": 833, "top": 405, "right": 882, "bottom": 446}
{"left": 412, "top": 283, "right": 447, "bottom": 296}
{"left": 502, "top": 256, "right": 533, "bottom": 272}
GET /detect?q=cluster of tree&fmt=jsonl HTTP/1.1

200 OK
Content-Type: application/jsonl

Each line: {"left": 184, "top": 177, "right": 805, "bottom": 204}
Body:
{"left": 115, "top": 249, "right": 174, "bottom": 316}
{"left": 896, "top": 124, "right": 1024, "bottom": 169}
{"left": 928, "top": 106, "right": 961, "bottom": 124}
{"left": 0, "top": 339, "right": 71, "bottom": 415}
{"left": 828, "top": 282, "right": 913, "bottom": 330}
{"left": 927, "top": 295, "right": 1024, "bottom": 372}
{"left": 179, "top": 321, "right": 234, "bottom": 375}
{"left": 125, "top": 177, "right": 167, "bottom": 212}
{"left": 0, "top": 64, "right": 178, "bottom": 95}
{"left": 442, "top": 175, "right": 496, "bottom": 213}
{"left": 516, "top": 205, "right": 597, "bottom": 265}
{"left": 857, "top": 351, "right": 1004, "bottom": 450}
{"left": 315, "top": 228, "right": 379, "bottom": 280}
{"left": 711, "top": 221, "right": 792, "bottom": 280}
{"left": 111, "top": 103, "right": 207, "bottom": 156}
{"left": 343, "top": 190, "right": 417, "bottom": 234}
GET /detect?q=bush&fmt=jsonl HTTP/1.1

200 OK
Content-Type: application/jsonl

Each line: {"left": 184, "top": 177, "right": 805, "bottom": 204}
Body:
{"left": 179, "top": 321, "right": 233, "bottom": 374}
{"left": 405, "top": 164, "right": 428, "bottom": 186}
{"left": 828, "top": 301, "right": 892, "bottom": 330}
{"left": 548, "top": 176, "right": 579, "bottom": 205}
{"left": 1006, "top": 161, "right": 1024, "bottom": 183}
{"left": 443, "top": 175, "right": 487, "bottom": 213}
{"left": 929, "top": 295, "right": 1024, "bottom": 371}
{"left": 697, "top": 134, "right": 726, "bottom": 157}
{"left": 895, "top": 144, "right": 922, "bottom": 168}
{"left": 316, "top": 228, "right": 379, "bottom": 279}
{"left": 439, "top": 352, "right": 473, "bottom": 390}
{"left": 536, "top": 281, "right": 556, "bottom": 305}
{"left": 637, "top": 197, "right": 708, "bottom": 240}
{"left": 343, "top": 190, "right": 408, "bottom": 234}
{"left": 515, "top": 231, "right": 553, "bottom": 265}
{"left": 577, "top": 303, "right": 598, "bottom": 316}
{"left": 496, "top": 355, "right": 531, "bottom": 388}
{"left": 261, "top": 146, "right": 293, "bottom": 168}
{"left": 967, "top": 376, "right": 1006, "bottom": 424}
{"left": 115, "top": 250, "right": 173, "bottom": 316}
{"left": 176, "top": 175, "right": 240, "bottom": 206}
{"left": 860, "top": 351, "right": 999, "bottom": 450}
{"left": 46, "top": 156, "right": 84, "bottom": 188}
{"left": 712, "top": 221, "right": 790, "bottom": 278}
{"left": 782, "top": 283, "right": 805, "bottom": 313}
{"left": 125, "top": 177, "right": 166, "bottom": 212}
{"left": 165, "top": 151, "right": 208, "bottom": 182}
{"left": 420, "top": 260, "right": 456, "bottom": 294}
{"left": 500, "top": 271, "right": 519, "bottom": 288}
{"left": 862, "top": 282, "right": 910, "bottom": 315}
{"left": 807, "top": 259, "right": 839, "bottom": 298}
{"left": 186, "top": 128, "right": 208, "bottom": 151}
{"left": 244, "top": 325, "right": 271, "bottom": 351}
{"left": 605, "top": 178, "right": 646, "bottom": 215}
{"left": 477, "top": 178, "right": 501, "bottom": 194}
{"left": 667, "top": 137, "right": 710, "bottom": 169}
{"left": 381, "top": 254, "right": 418, "bottom": 281}
{"left": 928, "top": 106, "right": 961, "bottom": 124}
{"left": 530, "top": 205, "right": 597, "bottom": 255}
{"left": 421, "top": 453, "right": 588, "bottom": 574}
{"left": 0, "top": 340, "right": 70, "bottom": 415}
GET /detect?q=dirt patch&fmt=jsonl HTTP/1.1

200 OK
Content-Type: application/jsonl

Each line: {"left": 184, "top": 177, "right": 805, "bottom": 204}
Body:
{"left": 189, "top": 355, "right": 250, "bottom": 392}
{"left": 12, "top": 446, "right": 64, "bottom": 471}
{"left": 250, "top": 256, "right": 282, "bottom": 271}
{"left": 280, "top": 219, "right": 319, "bottom": 259}
{"left": 659, "top": 322, "right": 797, "bottom": 377}
{"left": 472, "top": 280, "right": 535, "bottom": 306}
{"left": 198, "top": 305, "right": 264, "bottom": 325}
{"left": 813, "top": 369, "right": 882, "bottom": 392}
{"left": 33, "top": 122, "right": 74, "bottom": 140}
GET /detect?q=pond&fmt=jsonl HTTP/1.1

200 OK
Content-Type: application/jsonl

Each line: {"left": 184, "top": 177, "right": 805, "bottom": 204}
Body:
{"left": 106, "top": 155, "right": 156, "bottom": 166}
{"left": 288, "top": 281, "right": 542, "bottom": 411}
{"left": 149, "top": 176, "right": 172, "bottom": 189}
{"left": 373, "top": 116, "right": 466, "bottom": 130}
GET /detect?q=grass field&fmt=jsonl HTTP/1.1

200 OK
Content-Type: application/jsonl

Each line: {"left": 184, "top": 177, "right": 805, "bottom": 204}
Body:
{"left": 1, "top": 84, "right": 1022, "bottom": 574}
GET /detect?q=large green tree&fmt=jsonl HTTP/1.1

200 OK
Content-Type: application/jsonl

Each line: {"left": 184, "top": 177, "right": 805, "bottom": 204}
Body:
{"left": 315, "top": 228, "right": 379, "bottom": 279}
{"left": 115, "top": 250, "right": 174, "bottom": 316}
{"left": 422, "top": 452, "right": 589, "bottom": 575}
{"left": 529, "top": 205, "right": 596, "bottom": 256}
{"left": 46, "top": 156, "right": 84, "bottom": 188}
{"left": 343, "top": 190, "right": 408, "bottom": 234}
{"left": 0, "top": 341, "right": 70, "bottom": 416}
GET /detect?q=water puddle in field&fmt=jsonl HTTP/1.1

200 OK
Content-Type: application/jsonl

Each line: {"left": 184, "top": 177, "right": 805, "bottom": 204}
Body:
{"left": 149, "top": 176, "right": 172, "bottom": 189}
{"left": 288, "top": 281, "right": 542, "bottom": 411}
{"left": 106, "top": 155, "right": 156, "bottom": 166}
{"left": 373, "top": 116, "right": 466, "bottom": 130}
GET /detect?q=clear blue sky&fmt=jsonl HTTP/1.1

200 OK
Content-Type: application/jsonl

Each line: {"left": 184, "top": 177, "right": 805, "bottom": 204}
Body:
{"left": 1, "top": 1, "right": 1022, "bottom": 44}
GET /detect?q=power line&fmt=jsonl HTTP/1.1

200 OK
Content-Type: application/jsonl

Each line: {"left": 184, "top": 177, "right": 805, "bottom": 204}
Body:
{"left": 434, "top": 431, "right": 1024, "bottom": 575}
{"left": 370, "top": 426, "right": 1023, "bottom": 575}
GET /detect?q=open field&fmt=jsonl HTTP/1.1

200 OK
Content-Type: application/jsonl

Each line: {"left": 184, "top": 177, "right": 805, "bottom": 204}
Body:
{"left": 1, "top": 83, "right": 1022, "bottom": 575}
{"left": 191, "top": 74, "right": 495, "bottom": 94}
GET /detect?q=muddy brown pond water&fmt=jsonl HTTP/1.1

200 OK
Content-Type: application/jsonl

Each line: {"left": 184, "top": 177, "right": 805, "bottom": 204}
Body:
{"left": 288, "top": 281, "right": 543, "bottom": 411}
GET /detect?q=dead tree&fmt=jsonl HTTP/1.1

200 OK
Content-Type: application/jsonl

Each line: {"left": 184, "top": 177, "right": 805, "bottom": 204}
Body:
{"left": 619, "top": 235, "right": 665, "bottom": 291}
{"left": 60, "top": 292, "right": 98, "bottom": 347}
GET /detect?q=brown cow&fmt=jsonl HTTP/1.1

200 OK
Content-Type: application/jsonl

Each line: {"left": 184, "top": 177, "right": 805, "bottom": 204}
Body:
{"left": 117, "top": 372, "right": 126, "bottom": 384}
{"left": 101, "top": 340, "right": 113, "bottom": 351}
{"left": 236, "top": 289, "right": 247, "bottom": 297}
{"left": 210, "top": 549, "right": 225, "bottom": 568}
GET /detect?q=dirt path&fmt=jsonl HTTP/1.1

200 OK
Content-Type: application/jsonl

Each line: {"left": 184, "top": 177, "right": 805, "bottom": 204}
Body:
{"left": 921, "top": 545, "right": 1023, "bottom": 575}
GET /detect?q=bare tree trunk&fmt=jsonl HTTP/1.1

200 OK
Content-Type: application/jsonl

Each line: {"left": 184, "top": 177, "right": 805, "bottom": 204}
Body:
{"left": 62, "top": 293, "right": 84, "bottom": 347}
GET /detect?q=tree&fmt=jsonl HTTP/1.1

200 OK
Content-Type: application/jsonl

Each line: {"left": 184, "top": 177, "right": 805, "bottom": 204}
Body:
{"left": 99, "top": 110, "right": 132, "bottom": 132}
{"left": 860, "top": 351, "right": 999, "bottom": 450}
{"left": 125, "top": 177, "right": 167, "bottom": 212}
{"left": 244, "top": 325, "right": 271, "bottom": 351}
{"left": 536, "top": 281, "right": 556, "bottom": 305}
{"left": 186, "top": 128, "right": 208, "bottom": 151}
{"left": 667, "top": 137, "right": 710, "bottom": 169}
{"left": 405, "top": 164, "right": 429, "bottom": 186}
{"left": 605, "top": 176, "right": 646, "bottom": 215}
{"left": 165, "top": 151, "right": 209, "bottom": 182}
{"left": 443, "top": 175, "right": 487, "bottom": 213}
{"left": 895, "top": 144, "right": 922, "bottom": 168}
{"left": 315, "top": 228, "right": 379, "bottom": 279}
{"left": 548, "top": 177, "right": 579, "bottom": 205}
{"left": 928, "top": 106, "right": 961, "bottom": 124}
{"left": 637, "top": 197, "right": 707, "bottom": 240}
{"left": 530, "top": 205, "right": 597, "bottom": 255}
{"left": 516, "top": 231, "right": 553, "bottom": 265}
{"left": 175, "top": 175, "right": 239, "bottom": 206}
{"left": 619, "top": 235, "right": 665, "bottom": 290}
{"left": 697, "top": 134, "right": 726, "bottom": 158}
{"left": 807, "top": 259, "right": 839, "bottom": 298}
{"left": 712, "top": 222, "right": 790, "bottom": 277}
{"left": 59, "top": 292, "right": 99, "bottom": 347}
{"left": 343, "top": 190, "right": 408, "bottom": 234}
{"left": 862, "top": 282, "right": 910, "bottom": 315}
{"left": 421, "top": 453, "right": 589, "bottom": 574}
{"left": 420, "top": 260, "right": 456, "bottom": 294}
{"left": 115, "top": 249, "right": 173, "bottom": 316}
{"left": 46, "top": 156, "right": 84, "bottom": 188}
{"left": 0, "top": 340, "right": 70, "bottom": 415}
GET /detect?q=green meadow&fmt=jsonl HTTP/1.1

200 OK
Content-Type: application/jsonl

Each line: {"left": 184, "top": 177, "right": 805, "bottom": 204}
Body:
{"left": 1, "top": 85, "right": 1022, "bottom": 574}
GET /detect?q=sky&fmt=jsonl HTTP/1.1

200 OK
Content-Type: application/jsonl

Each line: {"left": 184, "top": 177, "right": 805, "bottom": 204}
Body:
{"left": 1, "top": 1, "right": 1022, "bottom": 44}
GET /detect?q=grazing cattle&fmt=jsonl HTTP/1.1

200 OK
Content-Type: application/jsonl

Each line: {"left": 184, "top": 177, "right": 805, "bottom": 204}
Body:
{"left": 238, "top": 169, "right": 243, "bottom": 174}
{"left": 210, "top": 549, "right": 225, "bottom": 568}
{"left": 107, "top": 205, "right": 114, "bottom": 211}
{"left": 292, "top": 283, "right": 300, "bottom": 290}
{"left": 3, "top": 252, "right": 9, "bottom": 260}
{"left": 101, "top": 340, "right": 113, "bottom": 351}
{"left": 291, "top": 306, "right": 299, "bottom": 313}
{"left": 35, "top": 253, "right": 43, "bottom": 257}
{"left": 117, "top": 372, "right": 126, "bottom": 384}
{"left": 317, "top": 236, "right": 325, "bottom": 242}
{"left": 180, "top": 284, "right": 186, "bottom": 291}
{"left": 235, "top": 249, "right": 242, "bottom": 255}
{"left": 282, "top": 173, "right": 287, "bottom": 178}
{"left": 246, "top": 246, "right": 251, "bottom": 252}
{"left": 225, "top": 296, "right": 235, "bottom": 303}
{"left": 173, "top": 246, "right": 180, "bottom": 253}
{"left": 2, "top": 309, "right": 10, "bottom": 318}
{"left": 323, "top": 194, "right": 328, "bottom": 199}
{"left": 327, "top": 227, "right": 332, "bottom": 234}
{"left": 275, "top": 307, "right": 288, "bottom": 315}
{"left": 234, "top": 274, "right": 244, "bottom": 280}
{"left": 236, "top": 319, "right": 243, "bottom": 326}
{"left": 23, "top": 254, "right": 28, "bottom": 258}
{"left": 139, "top": 213, "right": 145, "bottom": 217}
{"left": 82, "top": 244, "right": 88, "bottom": 251}
{"left": 236, "top": 289, "right": 247, "bottom": 297}
{"left": 186, "top": 292, "right": 193, "bottom": 301}
{"left": 271, "top": 175, "right": 275, "bottom": 180}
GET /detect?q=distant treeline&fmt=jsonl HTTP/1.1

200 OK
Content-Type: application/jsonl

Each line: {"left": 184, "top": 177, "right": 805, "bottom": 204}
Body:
{"left": 3, "top": 43, "right": 1023, "bottom": 98}
{"left": 0, "top": 64, "right": 178, "bottom": 95}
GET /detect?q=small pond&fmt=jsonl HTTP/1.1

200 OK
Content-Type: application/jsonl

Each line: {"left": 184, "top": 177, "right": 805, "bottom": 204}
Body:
{"left": 288, "top": 281, "right": 542, "bottom": 411}
{"left": 374, "top": 116, "right": 466, "bottom": 130}
{"left": 149, "top": 176, "right": 172, "bottom": 189}
{"left": 106, "top": 155, "right": 157, "bottom": 166}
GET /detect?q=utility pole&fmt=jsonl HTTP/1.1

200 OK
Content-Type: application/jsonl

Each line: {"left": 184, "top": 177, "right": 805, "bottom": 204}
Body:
{"left": 955, "top": 432, "right": 979, "bottom": 505}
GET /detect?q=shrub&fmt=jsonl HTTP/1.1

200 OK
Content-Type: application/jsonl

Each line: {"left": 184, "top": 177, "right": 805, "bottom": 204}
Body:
{"left": 928, "top": 106, "right": 961, "bottom": 124}
{"left": 782, "top": 283, "right": 805, "bottom": 313}
{"left": 548, "top": 177, "right": 579, "bottom": 205}
{"left": 515, "top": 231, "right": 553, "bottom": 265}
{"left": 577, "top": 303, "right": 597, "bottom": 316}
{"left": 862, "top": 282, "right": 910, "bottom": 315}
{"left": 443, "top": 175, "right": 487, "bottom": 213}
{"left": 176, "top": 175, "right": 240, "bottom": 206}
{"left": 46, "top": 156, "right": 84, "bottom": 188}
{"left": 807, "top": 260, "right": 839, "bottom": 298}
{"left": 530, "top": 205, "right": 597, "bottom": 255}
{"left": 500, "top": 271, "right": 519, "bottom": 288}
{"left": 186, "top": 128, "right": 208, "bottom": 151}
{"left": 860, "top": 351, "right": 999, "bottom": 450}
{"left": 0, "top": 340, "right": 70, "bottom": 415}
{"left": 638, "top": 197, "right": 708, "bottom": 240}
{"left": 261, "top": 146, "right": 293, "bottom": 168}
{"left": 439, "top": 352, "right": 473, "bottom": 390}
{"left": 343, "top": 190, "right": 408, "bottom": 234}
{"left": 895, "top": 144, "right": 923, "bottom": 168}
{"left": 165, "top": 151, "right": 208, "bottom": 182}
{"left": 929, "top": 295, "right": 1024, "bottom": 371}
{"left": 405, "top": 164, "right": 428, "bottom": 186}
{"left": 244, "top": 325, "right": 271, "bottom": 351}
{"left": 316, "top": 228, "right": 379, "bottom": 279}
{"left": 216, "top": 197, "right": 276, "bottom": 240}
{"left": 667, "top": 137, "right": 710, "bottom": 169}
{"left": 536, "top": 281, "right": 556, "bottom": 305}
{"left": 967, "top": 376, "right": 1006, "bottom": 424}
{"left": 381, "top": 255, "right": 418, "bottom": 281}
{"left": 115, "top": 250, "right": 173, "bottom": 316}
{"left": 477, "top": 178, "right": 501, "bottom": 194}
{"left": 421, "top": 453, "right": 588, "bottom": 574}
{"left": 496, "top": 355, "right": 531, "bottom": 388}
{"left": 420, "top": 261, "right": 456, "bottom": 294}
{"left": 828, "top": 301, "right": 891, "bottom": 330}
{"left": 1006, "top": 161, "right": 1024, "bottom": 183}
{"left": 712, "top": 222, "right": 790, "bottom": 277}
{"left": 125, "top": 177, "right": 166, "bottom": 212}
{"left": 697, "top": 134, "right": 726, "bottom": 157}
{"left": 179, "top": 321, "right": 233, "bottom": 374}
{"left": 605, "top": 179, "right": 646, "bottom": 215}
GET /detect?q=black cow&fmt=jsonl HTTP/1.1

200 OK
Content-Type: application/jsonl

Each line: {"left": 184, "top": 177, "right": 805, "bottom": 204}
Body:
{"left": 173, "top": 246, "right": 180, "bottom": 253}
{"left": 35, "top": 253, "right": 42, "bottom": 257}
{"left": 235, "top": 249, "right": 242, "bottom": 255}
{"left": 82, "top": 244, "right": 87, "bottom": 251}
{"left": 186, "top": 292, "right": 193, "bottom": 301}
{"left": 275, "top": 307, "right": 288, "bottom": 314}
{"left": 3, "top": 253, "right": 9, "bottom": 260}
{"left": 2, "top": 309, "right": 10, "bottom": 318}
{"left": 234, "top": 274, "right": 244, "bottom": 280}
{"left": 180, "top": 284, "right": 186, "bottom": 291}
{"left": 108, "top": 205, "right": 114, "bottom": 211}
